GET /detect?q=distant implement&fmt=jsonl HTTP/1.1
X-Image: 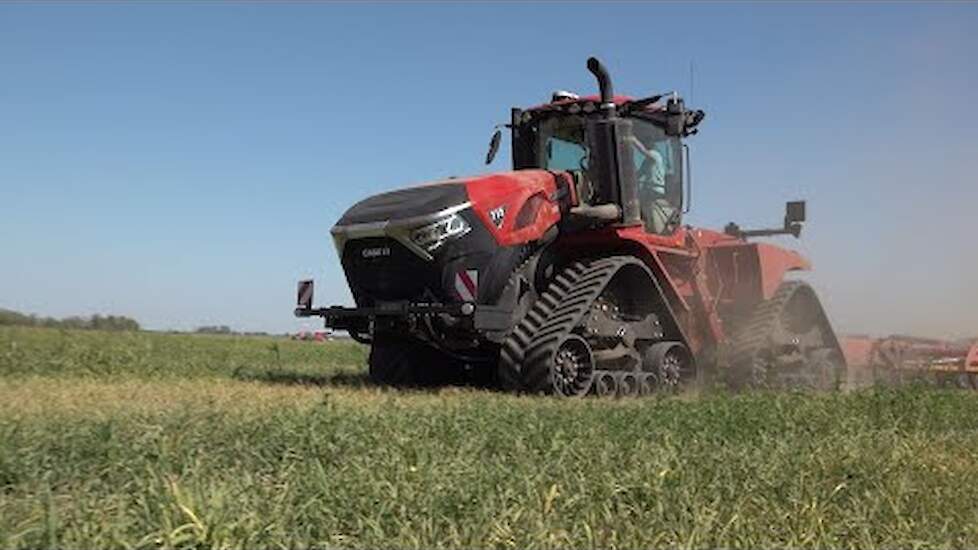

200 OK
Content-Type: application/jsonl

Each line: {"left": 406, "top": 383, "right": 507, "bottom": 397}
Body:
{"left": 294, "top": 57, "right": 962, "bottom": 396}
{"left": 842, "top": 335, "right": 978, "bottom": 388}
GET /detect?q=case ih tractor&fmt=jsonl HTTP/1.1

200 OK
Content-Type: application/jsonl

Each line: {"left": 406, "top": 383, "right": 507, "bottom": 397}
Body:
{"left": 296, "top": 57, "right": 848, "bottom": 396}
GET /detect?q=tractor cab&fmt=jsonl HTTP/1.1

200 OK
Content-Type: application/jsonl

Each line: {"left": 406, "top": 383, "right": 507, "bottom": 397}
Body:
{"left": 487, "top": 58, "right": 705, "bottom": 236}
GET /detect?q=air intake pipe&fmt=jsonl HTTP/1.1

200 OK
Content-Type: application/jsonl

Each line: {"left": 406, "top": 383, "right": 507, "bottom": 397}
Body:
{"left": 586, "top": 57, "right": 615, "bottom": 113}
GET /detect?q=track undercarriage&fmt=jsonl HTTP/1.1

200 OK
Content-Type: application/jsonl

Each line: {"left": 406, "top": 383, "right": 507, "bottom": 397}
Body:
{"left": 728, "top": 281, "right": 846, "bottom": 391}
{"left": 361, "top": 257, "right": 849, "bottom": 398}
{"left": 499, "top": 256, "right": 695, "bottom": 397}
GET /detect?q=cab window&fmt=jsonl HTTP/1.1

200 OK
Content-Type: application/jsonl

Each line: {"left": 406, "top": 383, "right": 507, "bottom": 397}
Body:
{"left": 538, "top": 115, "right": 588, "bottom": 172}
{"left": 628, "top": 119, "right": 683, "bottom": 234}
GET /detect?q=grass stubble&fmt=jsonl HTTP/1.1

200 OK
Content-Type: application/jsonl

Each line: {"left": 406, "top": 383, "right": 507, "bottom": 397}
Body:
{"left": 1, "top": 326, "right": 978, "bottom": 548}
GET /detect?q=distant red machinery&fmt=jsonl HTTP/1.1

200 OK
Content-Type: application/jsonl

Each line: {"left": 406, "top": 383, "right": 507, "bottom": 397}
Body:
{"left": 841, "top": 335, "right": 978, "bottom": 388}
{"left": 291, "top": 330, "right": 334, "bottom": 343}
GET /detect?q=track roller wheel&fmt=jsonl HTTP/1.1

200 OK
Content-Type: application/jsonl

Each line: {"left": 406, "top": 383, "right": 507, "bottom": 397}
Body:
{"left": 617, "top": 372, "right": 640, "bottom": 398}
{"left": 638, "top": 373, "right": 656, "bottom": 395}
{"left": 550, "top": 335, "right": 595, "bottom": 397}
{"left": 643, "top": 342, "right": 693, "bottom": 391}
{"left": 593, "top": 371, "right": 617, "bottom": 397}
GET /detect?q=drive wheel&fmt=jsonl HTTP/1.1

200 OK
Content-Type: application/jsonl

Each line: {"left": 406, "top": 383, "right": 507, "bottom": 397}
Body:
{"left": 549, "top": 335, "right": 595, "bottom": 397}
{"left": 643, "top": 342, "right": 693, "bottom": 391}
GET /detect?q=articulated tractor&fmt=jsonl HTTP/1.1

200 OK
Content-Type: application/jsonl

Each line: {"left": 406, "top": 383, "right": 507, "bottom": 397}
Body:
{"left": 297, "top": 57, "right": 969, "bottom": 396}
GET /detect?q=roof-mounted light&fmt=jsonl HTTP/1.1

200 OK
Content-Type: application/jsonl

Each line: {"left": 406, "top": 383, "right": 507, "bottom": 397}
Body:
{"left": 552, "top": 90, "right": 580, "bottom": 102}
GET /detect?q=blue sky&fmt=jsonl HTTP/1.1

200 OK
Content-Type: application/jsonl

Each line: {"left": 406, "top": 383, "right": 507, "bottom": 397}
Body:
{"left": 1, "top": 2, "right": 976, "bottom": 336}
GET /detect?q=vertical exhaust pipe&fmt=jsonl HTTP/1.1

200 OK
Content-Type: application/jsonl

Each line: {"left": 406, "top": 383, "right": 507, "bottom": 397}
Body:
{"left": 586, "top": 57, "right": 615, "bottom": 112}
{"left": 583, "top": 56, "right": 637, "bottom": 224}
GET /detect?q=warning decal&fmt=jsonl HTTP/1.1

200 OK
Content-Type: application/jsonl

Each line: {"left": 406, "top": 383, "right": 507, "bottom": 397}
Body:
{"left": 454, "top": 269, "right": 478, "bottom": 302}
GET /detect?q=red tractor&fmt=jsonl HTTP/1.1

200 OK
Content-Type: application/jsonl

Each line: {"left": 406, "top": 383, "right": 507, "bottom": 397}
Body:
{"left": 296, "top": 57, "right": 846, "bottom": 396}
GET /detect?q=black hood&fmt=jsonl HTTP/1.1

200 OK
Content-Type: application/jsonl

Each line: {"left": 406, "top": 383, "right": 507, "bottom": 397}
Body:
{"left": 336, "top": 181, "right": 468, "bottom": 226}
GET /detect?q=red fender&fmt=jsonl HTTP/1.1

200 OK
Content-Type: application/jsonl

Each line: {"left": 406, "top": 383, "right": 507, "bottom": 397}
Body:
{"left": 463, "top": 170, "right": 563, "bottom": 246}
{"left": 754, "top": 242, "right": 811, "bottom": 300}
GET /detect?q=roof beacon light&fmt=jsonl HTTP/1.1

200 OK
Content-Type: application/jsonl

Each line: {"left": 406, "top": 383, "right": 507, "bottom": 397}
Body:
{"left": 552, "top": 90, "right": 580, "bottom": 102}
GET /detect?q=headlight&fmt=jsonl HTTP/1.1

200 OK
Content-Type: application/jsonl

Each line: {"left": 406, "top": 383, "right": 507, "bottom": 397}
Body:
{"left": 410, "top": 213, "right": 471, "bottom": 253}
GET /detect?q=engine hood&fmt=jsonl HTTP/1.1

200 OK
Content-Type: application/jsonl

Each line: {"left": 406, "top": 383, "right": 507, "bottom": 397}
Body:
{"left": 336, "top": 179, "right": 469, "bottom": 226}
{"left": 334, "top": 170, "right": 557, "bottom": 227}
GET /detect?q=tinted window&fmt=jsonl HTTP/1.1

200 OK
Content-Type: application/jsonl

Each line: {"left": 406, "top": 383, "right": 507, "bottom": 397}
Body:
{"left": 538, "top": 116, "right": 588, "bottom": 172}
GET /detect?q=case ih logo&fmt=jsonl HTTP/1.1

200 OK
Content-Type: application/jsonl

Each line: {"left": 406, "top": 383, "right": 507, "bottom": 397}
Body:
{"left": 361, "top": 246, "right": 391, "bottom": 259}
{"left": 489, "top": 205, "right": 506, "bottom": 228}
{"left": 454, "top": 269, "right": 478, "bottom": 302}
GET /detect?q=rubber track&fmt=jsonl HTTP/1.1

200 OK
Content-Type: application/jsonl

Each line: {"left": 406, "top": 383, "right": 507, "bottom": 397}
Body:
{"left": 497, "top": 263, "right": 584, "bottom": 390}
{"left": 729, "top": 280, "right": 842, "bottom": 385}
{"left": 494, "top": 246, "right": 550, "bottom": 390}
{"left": 502, "top": 256, "right": 638, "bottom": 394}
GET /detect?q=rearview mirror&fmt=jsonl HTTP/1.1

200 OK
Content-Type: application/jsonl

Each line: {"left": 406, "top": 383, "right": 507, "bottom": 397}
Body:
{"left": 785, "top": 200, "right": 806, "bottom": 238}
{"left": 297, "top": 279, "right": 314, "bottom": 311}
{"left": 485, "top": 129, "right": 502, "bottom": 165}
{"left": 785, "top": 201, "right": 806, "bottom": 223}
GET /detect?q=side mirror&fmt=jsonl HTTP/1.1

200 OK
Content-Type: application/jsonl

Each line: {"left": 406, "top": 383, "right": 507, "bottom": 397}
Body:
{"left": 784, "top": 200, "right": 806, "bottom": 237}
{"left": 485, "top": 129, "right": 502, "bottom": 165}
{"left": 297, "top": 279, "right": 314, "bottom": 311}
{"left": 785, "top": 201, "right": 806, "bottom": 223}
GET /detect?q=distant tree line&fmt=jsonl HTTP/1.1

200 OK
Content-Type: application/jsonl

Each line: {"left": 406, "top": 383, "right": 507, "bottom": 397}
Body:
{"left": 195, "top": 325, "right": 232, "bottom": 334}
{"left": 0, "top": 308, "right": 140, "bottom": 331}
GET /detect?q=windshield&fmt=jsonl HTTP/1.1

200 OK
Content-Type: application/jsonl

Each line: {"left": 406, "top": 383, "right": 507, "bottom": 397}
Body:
{"left": 537, "top": 115, "right": 588, "bottom": 172}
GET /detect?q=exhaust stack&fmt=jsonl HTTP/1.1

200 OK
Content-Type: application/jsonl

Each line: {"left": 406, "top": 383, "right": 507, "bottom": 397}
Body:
{"left": 586, "top": 57, "right": 615, "bottom": 112}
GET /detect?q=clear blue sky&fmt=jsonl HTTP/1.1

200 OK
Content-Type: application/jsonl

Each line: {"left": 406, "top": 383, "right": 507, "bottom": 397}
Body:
{"left": 2, "top": 2, "right": 976, "bottom": 337}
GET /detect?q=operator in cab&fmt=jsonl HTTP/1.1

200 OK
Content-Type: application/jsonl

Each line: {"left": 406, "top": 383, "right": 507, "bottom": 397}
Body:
{"left": 628, "top": 132, "right": 675, "bottom": 235}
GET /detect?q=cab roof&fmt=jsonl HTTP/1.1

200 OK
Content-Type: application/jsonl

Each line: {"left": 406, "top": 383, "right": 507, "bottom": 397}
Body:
{"left": 524, "top": 94, "right": 665, "bottom": 114}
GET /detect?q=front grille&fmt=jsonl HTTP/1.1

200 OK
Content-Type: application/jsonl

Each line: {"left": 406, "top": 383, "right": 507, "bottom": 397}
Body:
{"left": 341, "top": 237, "right": 440, "bottom": 304}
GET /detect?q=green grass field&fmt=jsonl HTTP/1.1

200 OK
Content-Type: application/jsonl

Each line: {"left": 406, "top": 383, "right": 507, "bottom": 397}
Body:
{"left": 2, "top": 326, "right": 978, "bottom": 549}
